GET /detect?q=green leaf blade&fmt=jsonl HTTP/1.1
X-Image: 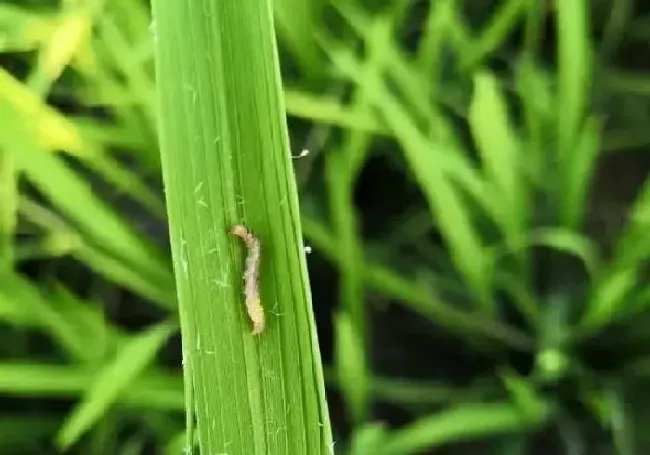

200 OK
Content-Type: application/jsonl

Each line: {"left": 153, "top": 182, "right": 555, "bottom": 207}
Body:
{"left": 56, "top": 321, "right": 176, "bottom": 449}
{"left": 152, "top": 0, "right": 332, "bottom": 453}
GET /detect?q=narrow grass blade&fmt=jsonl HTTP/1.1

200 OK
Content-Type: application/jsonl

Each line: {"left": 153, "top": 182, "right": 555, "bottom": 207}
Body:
{"left": 606, "top": 384, "right": 636, "bottom": 455}
{"left": 82, "top": 152, "right": 167, "bottom": 218}
{"left": 0, "top": 363, "right": 184, "bottom": 411}
{"left": 326, "top": 15, "right": 393, "bottom": 426}
{"left": 600, "top": 0, "right": 633, "bottom": 60}
{"left": 56, "top": 321, "right": 176, "bottom": 449}
{"left": 17, "top": 197, "right": 174, "bottom": 308}
{"left": 328, "top": 151, "right": 370, "bottom": 425}
{"left": 380, "top": 401, "right": 548, "bottom": 455}
{"left": 27, "top": 8, "right": 91, "bottom": 95}
{"left": 582, "top": 175, "right": 650, "bottom": 329}
{"left": 0, "top": 151, "right": 17, "bottom": 266}
{"left": 556, "top": 0, "right": 592, "bottom": 160}
{"left": 582, "top": 269, "right": 636, "bottom": 331}
{"left": 523, "top": 0, "right": 544, "bottom": 58}
{"left": 346, "top": 59, "right": 492, "bottom": 308}
{"left": 0, "top": 67, "right": 85, "bottom": 155}
{"left": 327, "top": 44, "right": 498, "bottom": 308}
{"left": 273, "top": 0, "right": 323, "bottom": 79}
{"left": 561, "top": 116, "right": 601, "bottom": 229}
{"left": 96, "top": 14, "right": 157, "bottom": 127}
{"left": 610, "top": 175, "right": 650, "bottom": 269}
{"left": 469, "top": 72, "right": 526, "bottom": 244}
{"left": 515, "top": 60, "right": 555, "bottom": 186}
{"left": 74, "top": 244, "right": 174, "bottom": 308}
{"left": 496, "top": 227, "right": 601, "bottom": 277}
{"left": 501, "top": 369, "right": 549, "bottom": 420}
{"left": 50, "top": 284, "right": 123, "bottom": 358}
{"left": 556, "top": 0, "right": 597, "bottom": 236}
{"left": 335, "top": 312, "right": 369, "bottom": 426}
{"left": 0, "top": 5, "right": 56, "bottom": 53}
{"left": 494, "top": 271, "right": 540, "bottom": 327}
{"left": 284, "top": 89, "right": 383, "bottom": 134}
{"left": 417, "top": 0, "right": 455, "bottom": 83}
{"left": 152, "top": 0, "right": 332, "bottom": 453}
{"left": 0, "top": 107, "right": 172, "bottom": 298}
{"left": 349, "top": 423, "right": 387, "bottom": 455}
{"left": 461, "top": 0, "right": 528, "bottom": 70}
{"left": 0, "top": 269, "right": 107, "bottom": 363}
{"left": 301, "top": 216, "right": 530, "bottom": 349}
{"left": 20, "top": 152, "right": 172, "bottom": 296}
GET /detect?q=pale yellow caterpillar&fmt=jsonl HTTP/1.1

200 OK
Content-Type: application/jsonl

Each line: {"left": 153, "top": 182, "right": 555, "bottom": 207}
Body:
{"left": 230, "top": 224, "right": 265, "bottom": 335}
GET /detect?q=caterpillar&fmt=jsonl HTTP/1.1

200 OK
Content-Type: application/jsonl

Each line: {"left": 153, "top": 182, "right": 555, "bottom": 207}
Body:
{"left": 229, "top": 224, "right": 265, "bottom": 335}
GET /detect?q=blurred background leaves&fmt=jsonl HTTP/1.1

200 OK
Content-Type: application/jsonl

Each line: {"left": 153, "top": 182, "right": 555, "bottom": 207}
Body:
{"left": 2, "top": 0, "right": 650, "bottom": 454}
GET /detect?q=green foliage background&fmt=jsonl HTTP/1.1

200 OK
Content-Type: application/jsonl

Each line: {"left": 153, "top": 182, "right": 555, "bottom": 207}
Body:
{"left": 2, "top": 0, "right": 650, "bottom": 454}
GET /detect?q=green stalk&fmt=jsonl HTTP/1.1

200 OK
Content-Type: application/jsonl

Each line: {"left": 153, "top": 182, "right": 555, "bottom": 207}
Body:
{"left": 152, "top": 1, "right": 332, "bottom": 454}
{"left": 0, "top": 151, "right": 16, "bottom": 267}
